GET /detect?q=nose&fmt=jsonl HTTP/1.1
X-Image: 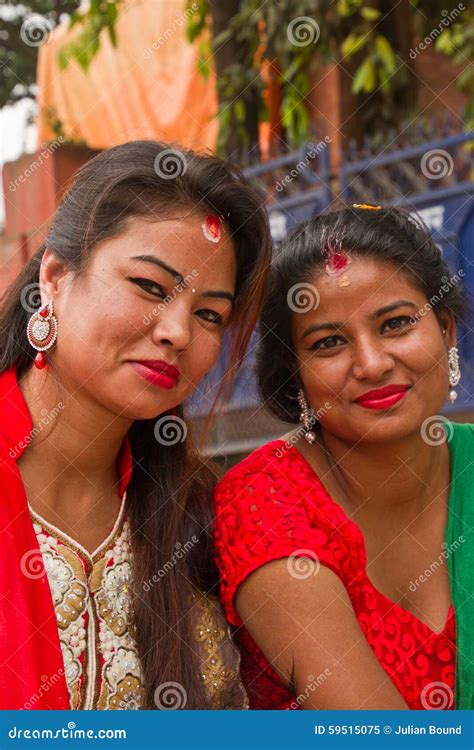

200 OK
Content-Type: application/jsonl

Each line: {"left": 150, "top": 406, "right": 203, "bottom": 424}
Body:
{"left": 149, "top": 299, "right": 192, "bottom": 352}
{"left": 351, "top": 336, "right": 395, "bottom": 381}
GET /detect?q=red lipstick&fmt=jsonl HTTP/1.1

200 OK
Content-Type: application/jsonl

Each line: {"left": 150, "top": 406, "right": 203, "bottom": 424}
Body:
{"left": 131, "top": 360, "right": 180, "bottom": 390}
{"left": 355, "top": 384, "right": 410, "bottom": 410}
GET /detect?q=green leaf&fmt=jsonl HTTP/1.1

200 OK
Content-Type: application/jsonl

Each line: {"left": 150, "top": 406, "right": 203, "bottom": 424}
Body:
{"left": 108, "top": 23, "right": 117, "bottom": 47}
{"left": 197, "top": 41, "right": 211, "bottom": 79}
{"left": 234, "top": 99, "right": 245, "bottom": 123}
{"left": 435, "top": 33, "right": 455, "bottom": 55}
{"left": 378, "top": 65, "right": 392, "bottom": 93}
{"left": 375, "top": 35, "right": 396, "bottom": 73}
{"left": 337, "top": 0, "right": 352, "bottom": 17}
{"left": 57, "top": 46, "right": 71, "bottom": 71}
{"left": 341, "top": 33, "right": 367, "bottom": 57}
{"left": 352, "top": 56, "right": 376, "bottom": 93}
{"left": 360, "top": 7, "right": 381, "bottom": 21}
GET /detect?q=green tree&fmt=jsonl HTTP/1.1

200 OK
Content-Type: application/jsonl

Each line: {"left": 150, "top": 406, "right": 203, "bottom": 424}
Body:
{"left": 0, "top": 0, "right": 79, "bottom": 108}
{"left": 8, "top": 0, "right": 472, "bottom": 155}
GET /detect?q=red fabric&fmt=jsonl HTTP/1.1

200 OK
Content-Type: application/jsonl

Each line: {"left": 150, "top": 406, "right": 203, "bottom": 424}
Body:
{"left": 0, "top": 365, "right": 133, "bottom": 709}
{"left": 213, "top": 440, "right": 456, "bottom": 710}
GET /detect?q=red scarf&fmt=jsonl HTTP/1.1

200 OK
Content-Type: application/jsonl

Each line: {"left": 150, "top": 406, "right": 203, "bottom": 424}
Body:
{"left": 0, "top": 365, "right": 133, "bottom": 709}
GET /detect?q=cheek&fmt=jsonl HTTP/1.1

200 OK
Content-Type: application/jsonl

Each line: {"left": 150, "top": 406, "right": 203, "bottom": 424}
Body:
{"left": 187, "top": 329, "right": 222, "bottom": 381}
{"left": 299, "top": 351, "right": 348, "bottom": 395}
{"left": 392, "top": 328, "right": 447, "bottom": 374}
{"left": 58, "top": 287, "right": 148, "bottom": 362}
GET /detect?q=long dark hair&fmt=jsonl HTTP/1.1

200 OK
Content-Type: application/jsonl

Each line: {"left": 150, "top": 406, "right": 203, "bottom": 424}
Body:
{"left": 0, "top": 140, "right": 272, "bottom": 708}
{"left": 257, "top": 206, "right": 468, "bottom": 425}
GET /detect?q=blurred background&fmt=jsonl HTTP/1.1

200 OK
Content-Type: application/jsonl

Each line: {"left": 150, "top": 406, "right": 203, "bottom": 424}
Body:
{"left": 1, "top": 0, "right": 473, "bottom": 465}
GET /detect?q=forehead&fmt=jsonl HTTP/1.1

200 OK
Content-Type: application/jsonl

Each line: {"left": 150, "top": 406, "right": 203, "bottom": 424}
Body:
{"left": 94, "top": 214, "right": 236, "bottom": 279}
{"left": 292, "top": 257, "right": 424, "bottom": 329}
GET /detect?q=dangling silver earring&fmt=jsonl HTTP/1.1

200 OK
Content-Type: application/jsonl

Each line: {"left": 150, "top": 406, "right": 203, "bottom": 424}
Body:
{"left": 297, "top": 389, "right": 317, "bottom": 444}
{"left": 448, "top": 346, "right": 461, "bottom": 404}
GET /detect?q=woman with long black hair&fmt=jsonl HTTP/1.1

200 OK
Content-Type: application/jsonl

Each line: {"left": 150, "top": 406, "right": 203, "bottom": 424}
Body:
{"left": 0, "top": 140, "right": 272, "bottom": 710}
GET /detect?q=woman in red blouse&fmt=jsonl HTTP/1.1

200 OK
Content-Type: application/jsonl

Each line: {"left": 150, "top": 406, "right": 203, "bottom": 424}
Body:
{"left": 214, "top": 206, "right": 472, "bottom": 710}
{"left": 0, "top": 140, "right": 271, "bottom": 709}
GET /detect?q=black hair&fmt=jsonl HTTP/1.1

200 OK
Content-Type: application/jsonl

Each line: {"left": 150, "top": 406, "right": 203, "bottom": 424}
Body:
{"left": 257, "top": 206, "right": 468, "bottom": 424}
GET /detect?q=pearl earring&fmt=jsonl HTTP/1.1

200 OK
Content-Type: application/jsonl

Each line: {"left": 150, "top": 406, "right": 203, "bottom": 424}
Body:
{"left": 448, "top": 346, "right": 461, "bottom": 404}
{"left": 297, "top": 389, "right": 317, "bottom": 444}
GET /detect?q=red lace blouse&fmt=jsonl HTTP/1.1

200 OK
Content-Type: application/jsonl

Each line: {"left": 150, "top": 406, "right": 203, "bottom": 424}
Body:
{"left": 213, "top": 440, "right": 456, "bottom": 710}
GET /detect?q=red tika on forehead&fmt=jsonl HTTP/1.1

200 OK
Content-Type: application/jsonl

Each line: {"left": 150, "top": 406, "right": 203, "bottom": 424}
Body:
{"left": 201, "top": 213, "right": 222, "bottom": 243}
{"left": 323, "top": 233, "right": 352, "bottom": 276}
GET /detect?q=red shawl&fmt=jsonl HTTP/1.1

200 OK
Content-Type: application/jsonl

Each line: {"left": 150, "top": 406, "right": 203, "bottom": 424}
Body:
{"left": 0, "top": 365, "right": 133, "bottom": 709}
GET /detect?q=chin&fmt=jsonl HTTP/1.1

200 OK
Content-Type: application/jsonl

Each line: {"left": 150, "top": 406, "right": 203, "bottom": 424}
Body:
{"left": 358, "top": 410, "right": 429, "bottom": 444}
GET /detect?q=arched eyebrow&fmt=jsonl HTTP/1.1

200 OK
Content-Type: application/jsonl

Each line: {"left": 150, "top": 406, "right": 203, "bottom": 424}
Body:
{"left": 301, "top": 300, "right": 419, "bottom": 338}
{"left": 131, "top": 254, "right": 235, "bottom": 304}
{"left": 131, "top": 254, "right": 183, "bottom": 283}
{"left": 368, "top": 300, "right": 418, "bottom": 320}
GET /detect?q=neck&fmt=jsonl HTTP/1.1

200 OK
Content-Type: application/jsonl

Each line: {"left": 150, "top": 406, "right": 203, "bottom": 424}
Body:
{"left": 17, "top": 366, "right": 133, "bottom": 506}
{"left": 318, "top": 426, "right": 450, "bottom": 518}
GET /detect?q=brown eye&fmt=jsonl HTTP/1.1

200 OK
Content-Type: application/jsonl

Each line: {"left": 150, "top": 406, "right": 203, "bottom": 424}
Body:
{"left": 196, "top": 309, "right": 223, "bottom": 324}
{"left": 129, "top": 277, "right": 166, "bottom": 298}
{"left": 310, "top": 335, "right": 345, "bottom": 351}
{"left": 382, "top": 316, "right": 416, "bottom": 333}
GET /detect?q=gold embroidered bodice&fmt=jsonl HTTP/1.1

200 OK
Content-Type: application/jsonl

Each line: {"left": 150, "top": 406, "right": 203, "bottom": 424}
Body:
{"left": 29, "top": 495, "right": 247, "bottom": 710}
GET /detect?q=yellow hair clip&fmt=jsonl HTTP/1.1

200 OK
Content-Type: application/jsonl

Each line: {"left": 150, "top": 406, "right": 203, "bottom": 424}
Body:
{"left": 352, "top": 203, "right": 382, "bottom": 210}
